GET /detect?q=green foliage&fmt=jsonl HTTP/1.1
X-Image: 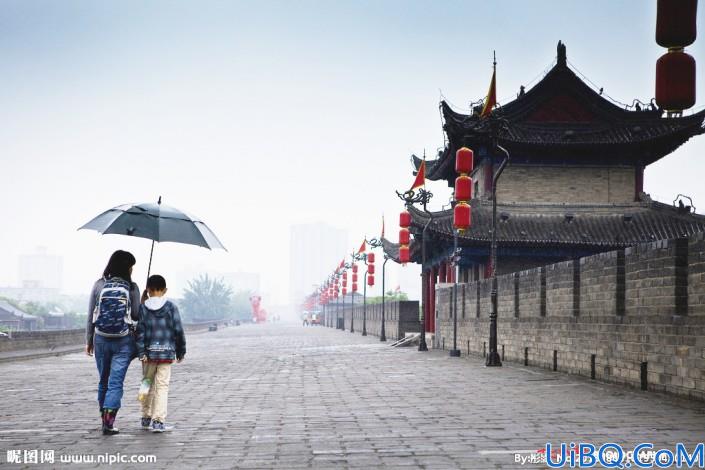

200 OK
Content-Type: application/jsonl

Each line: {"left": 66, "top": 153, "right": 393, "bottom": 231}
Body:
{"left": 366, "top": 290, "right": 409, "bottom": 304}
{"left": 231, "top": 290, "right": 254, "bottom": 321}
{"left": 181, "top": 274, "right": 234, "bottom": 321}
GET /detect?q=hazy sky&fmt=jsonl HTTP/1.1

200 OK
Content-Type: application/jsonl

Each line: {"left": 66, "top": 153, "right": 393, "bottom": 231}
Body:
{"left": 1, "top": 1, "right": 704, "bottom": 306}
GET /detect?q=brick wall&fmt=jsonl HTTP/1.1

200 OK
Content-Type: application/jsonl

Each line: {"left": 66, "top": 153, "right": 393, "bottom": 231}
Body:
{"left": 489, "top": 164, "right": 635, "bottom": 204}
{"left": 331, "top": 300, "right": 420, "bottom": 341}
{"left": 435, "top": 233, "right": 705, "bottom": 401}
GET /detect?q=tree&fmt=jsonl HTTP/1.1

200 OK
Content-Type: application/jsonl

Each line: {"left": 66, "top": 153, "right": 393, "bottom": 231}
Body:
{"left": 366, "top": 290, "right": 409, "bottom": 304}
{"left": 180, "top": 274, "right": 234, "bottom": 321}
{"left": 231, "top": 290, "right": 254, "bottom": 321}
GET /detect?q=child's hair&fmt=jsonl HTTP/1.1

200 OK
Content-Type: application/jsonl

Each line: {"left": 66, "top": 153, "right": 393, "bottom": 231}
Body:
{"left": 146, "top": 274, "right": 167, "bottom": 291}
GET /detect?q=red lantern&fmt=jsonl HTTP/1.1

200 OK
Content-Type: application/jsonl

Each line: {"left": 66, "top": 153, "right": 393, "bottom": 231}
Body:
{"left": 334, "top": 290, "right": 339, "bottom": 298}
{"left": 399, "top": 228, "right": 410, "bottom": 245}
{"left": 454, "top": 202, "right": 471, "bottom": 231}
{"left": 342, "top": 287, "right": 347, "bottom": 296}
{"left": 399, "top": 245, "right": 410, "bottom": 264}
{"left": 656, "top": 0, "right": 697, "bottom": 48}
{"left": 352, "top": 273, "right": 358, "bottom": 282}
{"left": 342, "top": 279, "right": 347, "bottom": 287}
{"left": 352, "top": 283, "right": 358, "bottom": 292}
{"left": 367, "top": 252, "right": 375, "bottom": 263}
{"left": 352, "top": 264, "right": 358, "bottom": 273}
{"left": 455, "top": 175, "right": 473, "bottom": 201}
{"left": 368, "top": 264, "right": 375, "bottom": 275}
{"left": 656, "top": 51, "right": 696, "bottom": 111}
{"left": 400, "top": 211, "right": 411, "bottom": 228}
{"left": 455, "top": 147, "right": 474, "bottom": 174}
{"left": 367, "top": 274, "right": 375, "bottom": 286}
{"left": 342, "top": 271, "right": 347, "bottom": 280}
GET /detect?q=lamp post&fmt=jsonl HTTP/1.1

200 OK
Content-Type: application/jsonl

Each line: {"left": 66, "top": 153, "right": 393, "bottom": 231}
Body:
{"left": 367, "top": 237, "right": 386, "bottom": 341}
{"left": 449, "top": 229, "right": 461, "bottom": 357}
{"left": 450, "top": 146, "right": 474, "bottom": 357}
{"left": 362, "top": 251, "right": 375, "bottom": 337}
{"left": 346, "top": 250, "right": 365, "bottom": 333}
{"left": 362, "top": 258, "right": 368, "bottom": 336}
{"left": 397, "top": 186, "right": 433, "bottom": 352}
{"left": 486, "top": 125, "right": 510, "bottom": 367}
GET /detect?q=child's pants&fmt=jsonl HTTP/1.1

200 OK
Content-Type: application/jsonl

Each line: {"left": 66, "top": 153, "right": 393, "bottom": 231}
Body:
{"left": 141, "top": 362, "right": 172, "bottom": 422}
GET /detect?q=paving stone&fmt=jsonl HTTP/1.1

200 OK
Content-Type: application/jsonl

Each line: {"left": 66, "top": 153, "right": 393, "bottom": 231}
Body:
{"left": 1, "top": 324, "right": 705, "bottom": 469}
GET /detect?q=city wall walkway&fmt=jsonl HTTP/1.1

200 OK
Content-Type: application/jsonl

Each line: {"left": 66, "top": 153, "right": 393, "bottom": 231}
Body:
{"left": 1, "top": 324, "right": 704, "bottom": 469}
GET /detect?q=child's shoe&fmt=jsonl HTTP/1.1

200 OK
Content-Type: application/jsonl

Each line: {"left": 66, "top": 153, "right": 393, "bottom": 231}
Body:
{"left": 141, "top": 417, "right": 152, "bottom": 429}
{"left": 151, "top": 420, "right": 165, "bottom": 433}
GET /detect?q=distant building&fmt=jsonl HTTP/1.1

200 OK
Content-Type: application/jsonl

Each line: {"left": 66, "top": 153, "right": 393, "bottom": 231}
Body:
{"left": 289, "top": 223, "right": 348, "bottom": 306}
{"left": 0, "top": 301, "right": 38, "bottom": 331}
{"left": 19, "top": 246, "right": 63, "bottom": 291}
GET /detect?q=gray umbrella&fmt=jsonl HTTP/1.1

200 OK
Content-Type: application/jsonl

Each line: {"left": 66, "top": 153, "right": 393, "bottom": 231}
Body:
{"left": 79, "top": 197, "right": 226, "bottom": 277}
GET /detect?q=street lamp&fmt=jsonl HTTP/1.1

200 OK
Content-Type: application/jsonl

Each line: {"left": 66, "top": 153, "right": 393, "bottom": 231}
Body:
{"left": 486, "top": 119, "right": 510, "bottom": 367}
{"left": 396, "top": 186, "right": 433, "bottom": 352}
{"left": 344, "top": 250, "right": 365, "bottom": 333}
{"left": 450, "top": 147, "right": 474, "bottom": 357}
{"left": 367, "top": 237, "right": 386, "bottom": 341}
{"left": 362, "top": 251, "right": 375, "bottom": 336}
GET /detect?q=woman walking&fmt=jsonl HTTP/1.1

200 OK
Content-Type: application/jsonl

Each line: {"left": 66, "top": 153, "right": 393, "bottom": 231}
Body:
{"left": 85, "top": 250, "right": 142, "bottom": 435}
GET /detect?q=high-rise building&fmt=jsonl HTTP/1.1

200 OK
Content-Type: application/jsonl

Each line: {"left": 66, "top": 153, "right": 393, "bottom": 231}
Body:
{"left": 18, "top": 247, "right": 63, "bottom": 291}
{"left": 289, "top": 223, "right": 348, "bottom": 306}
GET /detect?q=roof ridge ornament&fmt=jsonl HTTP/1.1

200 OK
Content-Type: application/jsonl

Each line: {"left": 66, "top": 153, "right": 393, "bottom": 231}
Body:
{"left": 557, "top": 40, "right": 567, "bottom": 67}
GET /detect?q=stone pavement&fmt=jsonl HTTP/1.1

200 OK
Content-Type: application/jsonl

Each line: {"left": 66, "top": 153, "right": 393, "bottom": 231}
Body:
{"left": 1, "top": 324, "right": 704, "bottom": 469}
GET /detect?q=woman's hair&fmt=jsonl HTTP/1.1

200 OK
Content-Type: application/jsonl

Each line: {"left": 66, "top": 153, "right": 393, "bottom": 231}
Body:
{"left": 103, "top": 250, "right": 136, "bottom": 282}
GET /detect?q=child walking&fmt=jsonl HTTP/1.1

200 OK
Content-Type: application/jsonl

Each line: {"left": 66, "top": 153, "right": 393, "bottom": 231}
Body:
{"left": 135, "top": 275, "right": 186, "bottom": 433}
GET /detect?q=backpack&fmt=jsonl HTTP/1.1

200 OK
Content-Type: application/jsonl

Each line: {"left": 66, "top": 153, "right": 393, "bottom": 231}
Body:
{"left": 93, "top": 277, "right": 135, "bottom": 336}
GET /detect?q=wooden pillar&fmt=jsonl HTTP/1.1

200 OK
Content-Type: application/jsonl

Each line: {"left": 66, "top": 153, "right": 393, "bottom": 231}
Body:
{"left": 635, "top": 165, "right": 644, "bottom": 201}
{"left": 428, "top": 267, "right": 438, "bottom": 333}
{"left": 438, "top": 261, "right": 447, "bottom": 283}
{"left": 421, "top": 269, "right": 429, "bottom": 333}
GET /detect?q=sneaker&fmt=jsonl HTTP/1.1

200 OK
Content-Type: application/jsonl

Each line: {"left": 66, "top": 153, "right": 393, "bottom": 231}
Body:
{"left": 141, "top": 417, "right": 152, "bottom": 429}
{"left": 151, "top": 420, "right": 165, "bottom": 433}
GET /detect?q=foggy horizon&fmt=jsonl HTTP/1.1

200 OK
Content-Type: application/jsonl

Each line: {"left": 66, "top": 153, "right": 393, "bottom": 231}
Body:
{"left": 2, "top": 0, "right": 704, "bottom": 308}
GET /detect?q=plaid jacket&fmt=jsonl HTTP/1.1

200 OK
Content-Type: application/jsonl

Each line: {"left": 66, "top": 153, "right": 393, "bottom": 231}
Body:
{"left": 136, "top": 300, "right": 186, "bottom": 361}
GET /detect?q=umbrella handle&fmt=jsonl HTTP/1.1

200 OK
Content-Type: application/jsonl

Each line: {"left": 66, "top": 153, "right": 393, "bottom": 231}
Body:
{"left": 147, "top": 240, "right": 155, "bottom": 281}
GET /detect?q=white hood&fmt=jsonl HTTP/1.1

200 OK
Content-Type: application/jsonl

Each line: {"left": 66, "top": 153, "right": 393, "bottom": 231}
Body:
{"left": 144, "top": 296, "right": 168, "bottom": 311}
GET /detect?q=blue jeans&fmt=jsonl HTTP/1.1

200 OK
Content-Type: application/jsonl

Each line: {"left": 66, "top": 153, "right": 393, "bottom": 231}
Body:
{"left": 94, "top": 334, "right": 136, "bottom": 411}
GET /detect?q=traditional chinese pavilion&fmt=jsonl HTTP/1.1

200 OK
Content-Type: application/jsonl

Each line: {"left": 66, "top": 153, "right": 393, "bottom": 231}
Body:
{"left": 383, "top": 42, "right": 705, "bottom": 334}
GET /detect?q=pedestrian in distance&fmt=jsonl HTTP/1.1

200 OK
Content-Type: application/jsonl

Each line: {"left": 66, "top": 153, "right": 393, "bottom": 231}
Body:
{"left": 86, "top": 250, "right": 141, "bottom": 435}
{"left": 136, "top": 274, "right": 186, "bottom": 433}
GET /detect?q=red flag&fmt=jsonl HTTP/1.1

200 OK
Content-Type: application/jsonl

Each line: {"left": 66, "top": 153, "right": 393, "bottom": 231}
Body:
{"left": 357, "top": 239, "right": 366, "bottom": 254}
{"left": 381, "top": 215, "right": 385, "bottom": 239}
{"left": 338, "top": 259, "right": 344, "bottom": 271}
{"left": 411, "top": 160, "right": 425, "bottom": 190}
{"left": 480, "top": 68, "right": 496, "bottom": 118}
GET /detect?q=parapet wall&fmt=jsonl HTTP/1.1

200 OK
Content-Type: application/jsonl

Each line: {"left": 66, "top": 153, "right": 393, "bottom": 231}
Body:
{"left": 325, "top": 300, "right": 420, "bottom": 340}
{"left": 0, "top": 320, "right": 223, "bottom": 355}
{"left": 435, "top": 233, "right": 705, "bottom": 401}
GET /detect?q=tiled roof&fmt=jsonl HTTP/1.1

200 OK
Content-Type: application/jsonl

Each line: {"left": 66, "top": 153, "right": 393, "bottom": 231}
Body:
{"left": 383, "top": 199, "right": 705, "bottom": 264}
{"left": 416, "top": 44, "right": 705, "bottom": 182}
{"left": 407, "top": 200, "right": 705, "bottom": 248}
